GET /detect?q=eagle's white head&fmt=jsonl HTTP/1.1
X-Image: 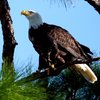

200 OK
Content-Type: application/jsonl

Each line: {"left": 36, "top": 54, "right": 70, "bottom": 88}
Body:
{"left": 21, "top": 10, "right": 43, "bottom": 29}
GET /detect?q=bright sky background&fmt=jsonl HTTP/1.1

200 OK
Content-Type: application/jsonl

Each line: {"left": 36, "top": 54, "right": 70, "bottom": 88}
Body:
{"left": 0, "top": 0, "right": 100, "bottom": 71}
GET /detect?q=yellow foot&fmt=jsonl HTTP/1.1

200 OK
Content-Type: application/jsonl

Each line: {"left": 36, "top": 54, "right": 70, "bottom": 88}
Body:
{"left": 51, "top": 64, "right": 55, "bottom": 69}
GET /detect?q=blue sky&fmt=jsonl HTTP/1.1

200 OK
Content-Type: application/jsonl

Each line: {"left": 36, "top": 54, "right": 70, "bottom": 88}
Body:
{"left": 0, "top": 0, "right": 100, "bottom": 71}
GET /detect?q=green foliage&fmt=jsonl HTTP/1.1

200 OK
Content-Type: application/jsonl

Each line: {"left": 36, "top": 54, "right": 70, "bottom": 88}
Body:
{"left": 1, "top": 60, "right": 100, "bottom": 100}
{"left": 0, "top": 63, "right": 49, "bottom": 100}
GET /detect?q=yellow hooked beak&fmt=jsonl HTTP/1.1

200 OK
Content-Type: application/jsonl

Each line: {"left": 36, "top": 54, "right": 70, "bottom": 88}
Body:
{"left": 21, "top": 10, "right": 30, "bottom": 16}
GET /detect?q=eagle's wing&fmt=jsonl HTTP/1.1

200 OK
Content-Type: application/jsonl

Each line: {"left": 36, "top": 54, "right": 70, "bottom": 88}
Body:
{"left": 48, "top": 26, "right": 88, "bottom": 59}
{"left": 47, "top": 26, "right": 98, "bottom": 84}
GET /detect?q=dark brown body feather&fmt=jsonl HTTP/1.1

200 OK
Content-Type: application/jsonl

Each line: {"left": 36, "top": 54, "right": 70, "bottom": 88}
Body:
{"left": 29, "top": 23, "right": 92, "bottom": 70}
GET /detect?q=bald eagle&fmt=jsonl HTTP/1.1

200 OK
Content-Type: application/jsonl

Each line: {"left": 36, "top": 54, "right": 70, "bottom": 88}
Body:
{"left": 21, "top": 10, "right": 97, "bottom": 83}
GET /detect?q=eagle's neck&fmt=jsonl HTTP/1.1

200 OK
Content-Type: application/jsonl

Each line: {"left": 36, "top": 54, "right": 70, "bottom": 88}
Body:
{"left": 29, "top": 17, "right": 43, "bottom": 29}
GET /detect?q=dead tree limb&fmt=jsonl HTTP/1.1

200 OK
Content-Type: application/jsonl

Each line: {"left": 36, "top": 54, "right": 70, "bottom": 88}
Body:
{"left": 85, "top": 0, "right": 100, "bottom": 14}
{"left": 0, "top": 0, "right": 17, "bottom": 80}
{"left": 16, "top": 57, "right": 100, "bottom": 85}
{"left": 0, "top": 0, "right": 17, "bottom": 63}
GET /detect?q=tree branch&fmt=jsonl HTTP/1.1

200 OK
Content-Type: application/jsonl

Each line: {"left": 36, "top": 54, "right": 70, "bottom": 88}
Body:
{"left": 85, "top": 0, "right": 100, "bottom": 14}
{"left": 0, "top": 0, "right": 17, "bottom": 63}
{"left": 16, "top": 57, "right": 100, "bottom": 85}
{"left": 0, "top": 0, "right": 17, "bottom": 80}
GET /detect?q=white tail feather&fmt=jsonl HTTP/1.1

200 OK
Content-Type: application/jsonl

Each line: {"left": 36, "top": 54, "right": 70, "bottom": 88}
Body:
{"left": 71, "top": 64, "right": 97, "bottom": 83}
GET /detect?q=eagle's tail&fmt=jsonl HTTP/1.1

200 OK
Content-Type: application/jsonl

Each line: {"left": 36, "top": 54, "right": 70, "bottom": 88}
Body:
{"left": 71, "top": 64, "right": 97, "bottom": 83}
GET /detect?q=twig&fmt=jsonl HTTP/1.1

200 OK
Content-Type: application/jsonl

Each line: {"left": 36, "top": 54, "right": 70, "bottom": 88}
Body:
{"left": 68, "top": 57, "right": 100, "bottom": 65}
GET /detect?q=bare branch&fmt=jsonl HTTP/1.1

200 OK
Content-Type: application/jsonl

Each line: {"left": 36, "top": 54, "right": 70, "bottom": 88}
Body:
{"left": 85, "top": 0, "right": 100, "bottom": 14}
{"left": 0, "top": 0, "right": 17, "bottom": 80}
{"left": 0, "top": 0, "right": 17, "bottom": 63}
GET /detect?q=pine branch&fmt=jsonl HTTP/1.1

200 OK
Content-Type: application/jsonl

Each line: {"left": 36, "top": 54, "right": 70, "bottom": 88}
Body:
{"left": 16, "top": 57, "right": 100, "bottom": 85}
{"left": 49, "top": 0, "right": 100, "bottom": 14}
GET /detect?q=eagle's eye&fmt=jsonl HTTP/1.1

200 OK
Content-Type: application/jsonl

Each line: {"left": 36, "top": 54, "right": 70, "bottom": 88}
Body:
{"left": 29, "top": 11, "right": 34, "bottom": 14}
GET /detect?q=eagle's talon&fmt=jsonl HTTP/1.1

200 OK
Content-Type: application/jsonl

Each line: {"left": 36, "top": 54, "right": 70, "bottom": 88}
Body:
{"left": 51, "top": 64, "right": 55, "bottom": 69}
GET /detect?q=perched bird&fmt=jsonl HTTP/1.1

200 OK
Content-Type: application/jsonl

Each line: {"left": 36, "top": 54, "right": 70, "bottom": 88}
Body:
{"left": 21, "top": 10, "right": 97, "bottom": 83}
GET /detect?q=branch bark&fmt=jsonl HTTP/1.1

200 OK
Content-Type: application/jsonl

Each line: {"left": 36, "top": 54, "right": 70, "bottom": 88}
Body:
{"left": 0, "top": 0, "right": 17, "bottom": 80}
{"left": 16, "top": 57, "right": 100, "bottom": 85}
{"left": 0, "top": 0, "right": 17, "bottom": 63}
{"left": 85, "top": 0, "right": 100, "bottom": 14}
